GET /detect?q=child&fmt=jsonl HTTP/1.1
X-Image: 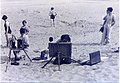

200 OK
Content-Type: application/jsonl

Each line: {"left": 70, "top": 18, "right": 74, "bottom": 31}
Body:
{"left": 100, "top": 7, "right": 115, "bottom": 45}
{"left": 20, "top": 20, "right": 29, "bottom": 36}
{"left": 2, "top": 15, "right": 12, "bottom": 46}
{"left": 49, "top": 7, "right": 57, "bottom": 26}
{"left": 20, "top": 20, "right": 29, "bottom": 47}
{"left": 7, "top": 29, "right": 20, "bottom": 65}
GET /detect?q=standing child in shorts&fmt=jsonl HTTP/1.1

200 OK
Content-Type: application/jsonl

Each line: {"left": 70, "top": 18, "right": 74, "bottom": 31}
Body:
{"left": 100, "top": 7, "right": 115, "bottom": 45}
{"left": 49, "top": 7, "right": 57, "bottom": 26}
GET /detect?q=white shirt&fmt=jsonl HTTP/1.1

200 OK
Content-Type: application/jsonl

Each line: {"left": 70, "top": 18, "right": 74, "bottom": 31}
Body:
{"left": 23, "top": 34, "right": 29, "bottom": 45}
{"left": 49, "top": 10, "right": 57, "bottom": 16}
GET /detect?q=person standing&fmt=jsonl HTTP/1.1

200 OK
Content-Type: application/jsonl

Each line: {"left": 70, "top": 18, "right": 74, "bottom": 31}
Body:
{"left": 2, "top": 15, "right": 12, "bottom": 46}
{"left": 100, "top": 7, "right": 115, "bottom": 45}
{"left": 20, "top": 20, "right": 29, "bottom": 47}
{"left": 49, "top": 7, "right": 57, "bottom": 26}
{"left": 11, "top": 20, "right": 30, "bottom": 65}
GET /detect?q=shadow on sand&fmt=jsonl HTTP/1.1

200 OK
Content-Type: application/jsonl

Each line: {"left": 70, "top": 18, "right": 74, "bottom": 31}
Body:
{"left": 73, "top": 43, "right": 100, "bottom": 46}
{"left": 0, "top": 56, "right": 8, "bottom": 64}
{"left": 1, "top": 45, "right": 8, "bottom": 48}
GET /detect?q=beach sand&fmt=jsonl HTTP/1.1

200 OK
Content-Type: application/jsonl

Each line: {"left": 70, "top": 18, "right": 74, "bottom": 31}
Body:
{"left": 0, "top": 0, "right": 119, "bottom": 82}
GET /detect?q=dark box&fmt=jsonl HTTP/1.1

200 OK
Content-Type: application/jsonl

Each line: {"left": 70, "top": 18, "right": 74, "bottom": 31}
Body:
{"left": 89, "top": 51, "right": 101, "bottom": 65}
{"left": 48, "top": 42, "right": 72, "bottom": 58}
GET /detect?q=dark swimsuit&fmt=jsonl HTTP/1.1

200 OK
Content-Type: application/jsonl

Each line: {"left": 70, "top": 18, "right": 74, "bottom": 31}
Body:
{"left": 4, "top": 22, "right": 11, "bottom": 33}
{"left": 50, "top": 14, "right": 55, "bottom": 19}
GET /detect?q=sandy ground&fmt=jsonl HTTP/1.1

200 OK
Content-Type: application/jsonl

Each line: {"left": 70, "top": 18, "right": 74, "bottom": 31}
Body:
{"left": 0, "top": 0, "right": 119, "bottom": 83}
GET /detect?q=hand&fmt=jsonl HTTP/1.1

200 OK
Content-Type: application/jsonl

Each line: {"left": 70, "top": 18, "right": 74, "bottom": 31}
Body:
{"left": 5, "top": 32, "right": 7, "bottom": 34}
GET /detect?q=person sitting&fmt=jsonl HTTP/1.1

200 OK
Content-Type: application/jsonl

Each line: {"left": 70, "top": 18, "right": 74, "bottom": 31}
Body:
{"left": 20, "top": 20, "right": 29, "bottom": 48}
{"left": 11, "top": 20, "right": 30, "bottom": 65}
{"left": 11, "top": 35, "right": 29, "bottom": 65}
{"left": 8, "top": 31, "right": 20, "bottom": 65}
{"left": 32, "top": 37, "right": 53, "bottom": 60}
{"left": 20, "top": 20, "right": 29, "bottom": 35}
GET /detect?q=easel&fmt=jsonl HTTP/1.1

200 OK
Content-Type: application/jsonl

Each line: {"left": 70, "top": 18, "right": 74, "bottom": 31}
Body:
{"left": 41, "top": 43, "right": 61, "bottom": 71}
{"left": 5, "top": 48, "right": 32, "bottom": 72}
{"left": 5, "top": 38, "right": 32, "bottom": 72}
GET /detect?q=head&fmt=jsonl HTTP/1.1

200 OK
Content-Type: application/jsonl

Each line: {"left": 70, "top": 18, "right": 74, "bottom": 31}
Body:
{"left": 22, "top": 20, "right": 27, "bottom": 26}
{"left": 106, "top": 7, "right": 113, "bottom": 14}
{"left": 51, "top": 7, "right": 54, "bottom": 10}
{"left": 49, "top": 37, "right": 53, "bottom": 42}
{"left": 2, "top": 15, "right": 8, "bottom": 21}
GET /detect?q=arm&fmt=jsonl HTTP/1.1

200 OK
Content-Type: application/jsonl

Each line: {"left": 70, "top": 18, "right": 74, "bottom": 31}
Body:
{"left": 111, "top": 15, "right": 115, "bottom": 27}
{"left": 49, "top": 11, "right": 52, "bottom": 16}
{"left": 23, "top": 35, "right": 29, "bottom": 45}
{"left": 102, "top": 16, "right": 106, "bottom": 26}
{"left": 55, "top": 12, "right": 57, "bottom": 16}
{"left": 103, "top": 20, "right": 106, "bottom": 26}
{"left": 103, "top": 15, "right": 106, "bottom": 20}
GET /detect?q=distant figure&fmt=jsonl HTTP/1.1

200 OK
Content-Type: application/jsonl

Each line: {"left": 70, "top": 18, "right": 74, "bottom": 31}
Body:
{"left": 20, "top": 20, "right": 29, "bottom": 47}
{"left": 100, "top": 7, "right": 115, "bottom": 45}
{"left": 2, "top": 15, "right": 12, "bottom": 46}
{"left": 49, "top": 7, "right": 57, "bottom": 26}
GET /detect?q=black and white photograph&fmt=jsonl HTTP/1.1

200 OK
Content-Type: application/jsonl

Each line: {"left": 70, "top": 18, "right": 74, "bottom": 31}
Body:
{"left": 0, "top": 0, "right": 119, "bottom": 83}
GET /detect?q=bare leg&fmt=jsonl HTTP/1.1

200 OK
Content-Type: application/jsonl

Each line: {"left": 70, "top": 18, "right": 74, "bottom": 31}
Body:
{"left": 5, "top": 33, "right": 9, "bottom": 46}
{"left": 50, "top": 19, "right": 52, "bottom": 26}
{"left": 106, "top": 27, "right": 111, "bottom": 44}
{"left": 101, "top": 27, "right": 107, "bottom": 45}
{"left": 13, "top": 51, "right": 18, "bottom": 62}
{"left": 53, "top": 19, "right": 55, "bottom": 26}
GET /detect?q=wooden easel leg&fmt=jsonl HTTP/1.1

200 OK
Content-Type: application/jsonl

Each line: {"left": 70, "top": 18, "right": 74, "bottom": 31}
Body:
{"left": 41, "top": 56, "right": 54, "bottom": 68}
{"left": 23, "top": 49, "right": 32, "bottom": 62}
{"left": 58, "top": 52, "right": 61, "bottom": 71}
